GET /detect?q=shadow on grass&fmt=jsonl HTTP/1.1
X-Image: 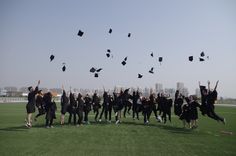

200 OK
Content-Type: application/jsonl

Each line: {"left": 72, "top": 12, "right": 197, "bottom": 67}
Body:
{"left": 0, "top": 125, "right": 28, "bottom": 132}
{"left": 122, "top": 121, "right": 194, "bottom": 134}
{"left": 0, "top": 121, "right": 193, "bottom": 134}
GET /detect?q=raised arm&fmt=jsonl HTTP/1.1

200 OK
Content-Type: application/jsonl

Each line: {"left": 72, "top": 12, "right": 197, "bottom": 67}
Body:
{"left": 214, "top": 80, "right": 219, "bottom": 91}
{"left": 207, "top": 80, "right": 210, "bottom": 91}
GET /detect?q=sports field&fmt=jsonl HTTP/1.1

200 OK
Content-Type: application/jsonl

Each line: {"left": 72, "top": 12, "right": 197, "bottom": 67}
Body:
{"left": 0, "top": 103, "right": 235, "bottom": 156}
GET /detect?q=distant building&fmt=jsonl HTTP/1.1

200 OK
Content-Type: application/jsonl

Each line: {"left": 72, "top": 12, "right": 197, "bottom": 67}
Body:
{"left": 4, "top": 86, "right": 17, "bottom": 92}
{"left": 0, "top": 88, "right": 7, "bottom": 97}
{"left": 155, "top": 83, "right": 163, "bottom": 93}
{"left": 176, "top": 82, "right": 189, "bottom": 97}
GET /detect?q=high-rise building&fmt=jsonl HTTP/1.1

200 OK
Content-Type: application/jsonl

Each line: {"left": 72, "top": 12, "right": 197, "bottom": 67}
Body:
{"left": 155, "top": 83, "right": 163, "bottom": 93}
{"left": 176, "top": 82, "right": 184, "bottom": 92}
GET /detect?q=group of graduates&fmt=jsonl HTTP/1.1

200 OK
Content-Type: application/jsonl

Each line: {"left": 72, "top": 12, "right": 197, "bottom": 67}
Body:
{"left": 25, "top": 80, "right": 225, "bottom": 129}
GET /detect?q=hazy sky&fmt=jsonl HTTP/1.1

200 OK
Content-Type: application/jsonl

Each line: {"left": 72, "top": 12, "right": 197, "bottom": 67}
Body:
{"left": 0, "top": 0, "right": 236, "bottom": 98}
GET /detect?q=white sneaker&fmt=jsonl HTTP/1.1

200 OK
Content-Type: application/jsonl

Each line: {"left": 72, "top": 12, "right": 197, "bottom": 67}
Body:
{"left": 99, "top": 119, "right": 102, "bottom": 122}
{"left": 50, "top": 126, "right": 54, "bottom": 128}
{"left": 115, "top": 120, "right": 120, "bottom": 124}
{"left": 46, "top": 126, "right": 50, "bottom": 128}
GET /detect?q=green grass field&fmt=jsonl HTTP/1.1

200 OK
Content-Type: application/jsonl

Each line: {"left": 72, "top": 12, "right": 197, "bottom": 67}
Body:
{"left": 0, "top": 103, "right": 235, "bottom": 156}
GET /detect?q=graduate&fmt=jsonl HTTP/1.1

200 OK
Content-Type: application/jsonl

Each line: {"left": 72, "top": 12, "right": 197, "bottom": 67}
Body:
{"left": 34, "top": 90, "right": 45, "bottom": 121}
{"left": 114, "top": 90, "right": 124, "bottom": 124}
{"left": 76, "top": 93, "right": 84, "bottom": 126}
{"left": 68, "top": 90, "right": 77, "bottom": 125}
{"left": 162, "top": 94, "right": 173, "bottom": 124}
{"left": 123, "top": 89, "right": 132, "bottom": 118}
{"left": 105, "top": 94, "right": 113, "bottom": 123}
{"left": 180, "top": 97, "right": 191, "bottom": 128}
{"left": 131, "top": 91, "right": 138, "bottom": 120}
{"left": 149, "top": 93, "right": 158, "bottom": 120}
{"left": 156, "top": 93, "right": 163, "bottom": 122}
{"left": 60, "top": 85, "right": 69, "bottom": 125}
{"left": 84, "top": 94, "right": 92, "bottom": 124}
{"left": 99, "top": 91, "right": 109, "bottom": 122}
{"left": 174, "top": 92, "right": 184, "bottom": 117}
{"left": 189, "top": 95, "right": 200, "bottom": 129}
{"left": 142, "top": 97, "right": 151, "bottom": 124}
{"left": 205, "top": 81, "right": 225, "bottom": 124}
{"left": 44, "top": 92, "right": 57, "bottom": 128}
{"left": 92, "top": 92, "right": 101, "bottom": 122}
{"left": 25, "top": 80, "right": 40, "bottom": 128}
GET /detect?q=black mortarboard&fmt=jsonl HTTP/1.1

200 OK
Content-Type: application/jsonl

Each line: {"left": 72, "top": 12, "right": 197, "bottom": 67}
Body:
{"left": 128, "top": 33, "right": 131, "bottom": 37}
{"left": 200, "top": 51, "right": 205, "bottom": 57}
{"left": 94, "top": 73, "right": 98, "bottom": 77}
{"left": 62, "top": 65, "right": 66, "bottom": 72}
{"left": 107, "top": 49, "right": 111, "bottom": 53}
{"left": 200, "top": 85, "right": 206, "bottom": 90}
{"left": 90, "top": 67, "right": 96, "bottom": 73}
{"left": 189, "top": 56, "right": 193, "bottom": 62}
{"left": 138, "top": 74, "right": 143, "bottom": 78}
{"left": 109, "top": 28, "right": 112, "bottom": 34}
{"left": 207, "top": 56, "right": 209, "bottom": 59}
{"left": 149, "top": 67, "right": 154, "bottom": 74}
{"left": 28, "top": 86, "right": 32, "bottom": 91}
{"left": 124, "top": 57, "right": 128, "bottom": 61}
{"left": 159, "top": 57, "right": 163, "bottom": 62}
{"left": 199, "top": 58, "right": 205, "bottom": 62}
{"left": 96, "top": 68, "right": 102, "bottom": 72}
{"left": 106, "top": 53, "right": 110, "bottom": 58}
{"left": 151, "top": 52, "right": 153, "bottom": 57}
{"left": 121, "top": 61, "right": 126, "bottom": 66}
{"left": 50, "top": 55, "right": 55, "bottom": 62}
{"left": 77, "top": 30, "right": 84, "bottom": 37}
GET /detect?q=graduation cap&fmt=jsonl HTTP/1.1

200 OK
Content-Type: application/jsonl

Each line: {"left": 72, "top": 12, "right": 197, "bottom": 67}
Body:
{"left": 124, "top": 88, "right": 130, "bottom": 93}
{"left": 90, "top": 67, "right": 96, "bottom": 73}
{"left": 106, "top": 53, "right": 110, "bottom": 58}
{"left": 28, "top": 86, "right": 33, "bottom": 91}
{"left": 96, "top": 68, "right": 102, "bottom": 72}
{"left": 107, "top": 49, "right": 111, "bottom": 53}
{"left": 128, "top": 33, "right": 131, "bottom": 38}
{"left": 150, "top": 52, "right": 154, "bottom": 57}
{"left": 109, "top": 28, "right": 112, "bottom": 34}
{"left": 199, "top": 58, "right": 205, "bottom": 62}
{"left": 121, "top": 61, "right": 126, "bottom": 66}
{"left": 124, "top": 57, "right": 128, "bottom": 61}
{"left": 189, "top": 56, "right": 193, "bottom": 62}
{"left": 158, "top": 57, "right": 163, "bottom": 65}
{"left": 207, "top": 56, "right": 209, "bottom": 60}
{"left": 77, "top": 30, "right": 84, "bottom": 37}
{"left": 200, "top": 51, "right": 205, "bottom": 57}
{"left": 94, "top": 73, "right": 99, "bottom": 78}
{"left": 149, "top": 67, "right": 154, "bottom": 74}
{"left": 62, "top": 65, "right": 66, "bottom": 72}
{"left": 138, "top": 74, "right": 143, "bottom": 78}
{"left": 50, "top": 55, "right": 55, "bottom": 62}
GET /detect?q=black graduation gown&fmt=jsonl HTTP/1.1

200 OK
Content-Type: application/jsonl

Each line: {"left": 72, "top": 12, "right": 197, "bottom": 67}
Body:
{"left": 26, "top": 86, "right": 39, "bottom": 113}
{"left": 61, "top": 90, "right": 69, "bottom": 114}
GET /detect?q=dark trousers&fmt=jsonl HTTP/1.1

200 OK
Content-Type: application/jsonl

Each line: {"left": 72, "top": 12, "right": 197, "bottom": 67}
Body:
{"left": 123, "top": 105, "right": 132, "bottom": 118}
{"left": 94, "top": 110, "right": 99, "bottom": 121}
{"left": 77, "top": 112, "right": 83, "bottom": 125}
{"left": 46, "top": 118, "right": 53, "bottom": 127}
{"left": 84, "top": 111, "right": 89, "bottom": 122}
{"left": 105, "top": 108, "right": 112, "bottom": 121}
{"left": 162, "top": 110, "right": 171, "bottom": 123}
{"left": 207, "top": 109, "right": 224, "bottom": 122}
{"left": 35, "top": 108, "right": 45, "bottom": 118}
{"left": 68, "top": 113, "right": 76, "bottom": 125}
{"left": 151, "top": 105, "right": 158, "bottom": 118}
{"left": 99, "top": 106, "right": 106, "bottom": 119}
{"left": 143, "top": 111, "right": 149, "bottom": 123}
